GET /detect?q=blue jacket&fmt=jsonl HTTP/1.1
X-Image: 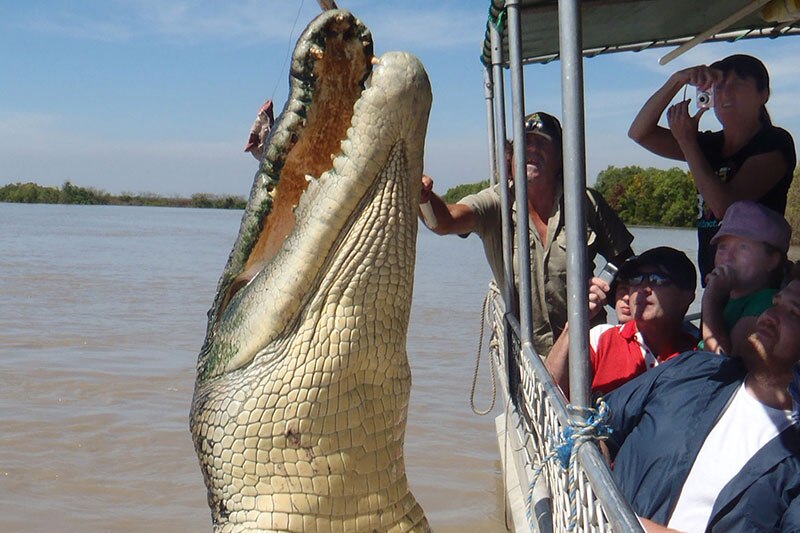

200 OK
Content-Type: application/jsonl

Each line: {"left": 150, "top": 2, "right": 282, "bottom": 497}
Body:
{"left": 605, "top": 351, "right": 800, "bottom": 532}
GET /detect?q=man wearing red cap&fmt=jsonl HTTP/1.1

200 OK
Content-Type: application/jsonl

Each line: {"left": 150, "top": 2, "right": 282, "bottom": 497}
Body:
{"left": 419, "top": 111, "right": 634, "bottom": 357}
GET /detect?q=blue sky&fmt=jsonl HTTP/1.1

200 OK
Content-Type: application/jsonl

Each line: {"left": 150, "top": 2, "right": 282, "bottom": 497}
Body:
{"left": 3, "top": 1, "right": 800, "bottom": 197}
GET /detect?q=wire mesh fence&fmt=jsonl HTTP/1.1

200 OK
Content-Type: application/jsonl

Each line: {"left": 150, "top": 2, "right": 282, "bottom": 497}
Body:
{"left": 486, "top": 285, "right": 642, "bottom": 533}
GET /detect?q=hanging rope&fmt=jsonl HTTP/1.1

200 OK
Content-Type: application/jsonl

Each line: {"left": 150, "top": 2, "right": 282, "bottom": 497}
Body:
{"left": 470, "top": 285, "right": 499, "bottom": 415}
{"left": 269, "top": 0, "right": 307, "bottom": 102}
{"left": 524, "top": 399, "right": 613, "bottom": 531}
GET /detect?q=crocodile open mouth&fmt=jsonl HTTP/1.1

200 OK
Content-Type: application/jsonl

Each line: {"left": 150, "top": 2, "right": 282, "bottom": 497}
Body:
{"left": 210, "top": 11, "right": 374, "bottom": 324}
{"left": 195, "top": 9, "right": 431, "bottom": 382}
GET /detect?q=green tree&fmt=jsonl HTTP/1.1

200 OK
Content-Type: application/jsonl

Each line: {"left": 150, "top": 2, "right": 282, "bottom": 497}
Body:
{"left": 441, "top": 180, "right": 490, "bottom": 203}
{"left": 58, "top": 181, "right": 108, "bottom": 205}
{"left": 218, "top": 195, "right": 246, "bottom": 209}
{"left": 785, "top": 167, "right": 800, "bottom": 245}
{"left": 655, "top": 168, "right": 696, "bottom": 227}
{"left": 595, "top": 165, "right": 695, "bottom": 227}
{"left": 0, "top": 182, "right": 60, "bottom": 203}
{"left": 190, "top": 193, "right": 213, "bottom": 208}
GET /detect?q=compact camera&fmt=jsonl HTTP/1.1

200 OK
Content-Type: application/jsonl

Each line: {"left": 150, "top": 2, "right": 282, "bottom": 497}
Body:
{"left": 696, "top": 88, "right": 714, "bottom": 109}
{"left": 598, "top": 262, "right": 618, "bottom": 285}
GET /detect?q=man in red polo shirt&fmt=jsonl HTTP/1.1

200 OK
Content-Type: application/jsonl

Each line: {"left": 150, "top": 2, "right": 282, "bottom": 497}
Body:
{"left": 547, "top": 246, "right": 698, "bottom": 399}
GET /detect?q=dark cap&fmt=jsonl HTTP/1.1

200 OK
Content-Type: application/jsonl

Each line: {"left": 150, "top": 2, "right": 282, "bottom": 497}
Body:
{"left": 524, "top": 111, "right": 562, "bottom": 145}
{"left": 710, "top": 54, "right": 770, "bottom": 91}
{"left": 618, "top": 246, "right": 697, "bottom": 292}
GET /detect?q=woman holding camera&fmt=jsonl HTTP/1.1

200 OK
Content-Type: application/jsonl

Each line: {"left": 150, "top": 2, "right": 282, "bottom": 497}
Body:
{"left": 628, "top": 54, "right": 795, "bottom": 281}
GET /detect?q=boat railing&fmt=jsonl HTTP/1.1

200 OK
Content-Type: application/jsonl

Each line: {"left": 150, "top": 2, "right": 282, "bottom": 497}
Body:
{"left": 487, "top": 284, "right": 643, "bottom": 532}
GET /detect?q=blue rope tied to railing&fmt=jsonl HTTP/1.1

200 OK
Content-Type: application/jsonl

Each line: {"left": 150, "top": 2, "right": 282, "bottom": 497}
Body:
{"left": 525, "top": 398, "right": 613, "bottom": 531}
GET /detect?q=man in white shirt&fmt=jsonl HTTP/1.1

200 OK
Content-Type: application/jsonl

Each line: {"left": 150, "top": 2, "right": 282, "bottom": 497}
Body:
{"left": 605, "top": 279, "right": 800, "bottom": 532}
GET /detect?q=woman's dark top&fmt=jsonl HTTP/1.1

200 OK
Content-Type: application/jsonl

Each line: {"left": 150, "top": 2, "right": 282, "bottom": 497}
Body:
{"left": 695, "top": 125, "right": 796, "bottom": 280}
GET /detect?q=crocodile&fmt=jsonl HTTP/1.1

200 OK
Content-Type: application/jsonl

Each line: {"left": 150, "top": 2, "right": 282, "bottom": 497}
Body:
{"left": 190, "top": 9, "right": 432, "bottom": 533}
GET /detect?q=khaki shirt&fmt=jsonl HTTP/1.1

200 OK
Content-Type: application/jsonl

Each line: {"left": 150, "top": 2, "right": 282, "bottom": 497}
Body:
{"left": 460, "top": 184, "right": 633, "bottom": 357}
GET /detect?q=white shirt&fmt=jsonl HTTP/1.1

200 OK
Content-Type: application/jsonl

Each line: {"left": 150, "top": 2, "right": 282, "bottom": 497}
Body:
{"left": 668, "top": 380, "right": 794, "bottom": 532}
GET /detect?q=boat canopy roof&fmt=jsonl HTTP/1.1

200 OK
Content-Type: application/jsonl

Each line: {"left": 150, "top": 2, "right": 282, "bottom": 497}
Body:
{"left": 482, "top": 0, "right": 800, "bottom": 66}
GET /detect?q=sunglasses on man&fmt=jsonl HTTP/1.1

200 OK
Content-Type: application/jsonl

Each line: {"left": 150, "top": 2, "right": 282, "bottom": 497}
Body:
{"left": 624, "top": 272, "right": 673, "bottom": 287}
{"left": 524, "top": 116, "right": 544, "bottom": 132}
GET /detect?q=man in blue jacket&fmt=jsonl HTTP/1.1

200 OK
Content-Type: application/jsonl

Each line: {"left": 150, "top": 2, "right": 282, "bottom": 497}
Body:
{"left": 605, "top": 279, "right": 800, "bottom": 532}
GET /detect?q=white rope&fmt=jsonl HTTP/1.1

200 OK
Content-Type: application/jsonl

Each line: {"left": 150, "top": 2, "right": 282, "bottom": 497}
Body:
{"left": 470, "top": 283, "right": 499, "bottom": 415}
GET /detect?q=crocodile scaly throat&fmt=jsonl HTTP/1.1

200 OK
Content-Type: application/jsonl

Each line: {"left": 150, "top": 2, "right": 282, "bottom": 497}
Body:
{"left": 190, "top": 9, "right": 433, "bottom": 533}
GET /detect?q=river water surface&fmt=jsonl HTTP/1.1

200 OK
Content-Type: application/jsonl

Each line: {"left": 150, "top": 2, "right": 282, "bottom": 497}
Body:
{"left": 0, "top": 203, "right": 696, "bottom": 532}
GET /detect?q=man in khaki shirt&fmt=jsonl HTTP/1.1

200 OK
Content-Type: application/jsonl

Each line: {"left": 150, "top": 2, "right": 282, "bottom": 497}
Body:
{"left": 420, "top": 112, "right": 633, "bottom": 357}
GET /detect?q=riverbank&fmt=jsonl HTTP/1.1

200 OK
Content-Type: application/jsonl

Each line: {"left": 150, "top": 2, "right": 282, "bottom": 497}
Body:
{"left": 0, "top": 181, "right": 246, "bottom": 209}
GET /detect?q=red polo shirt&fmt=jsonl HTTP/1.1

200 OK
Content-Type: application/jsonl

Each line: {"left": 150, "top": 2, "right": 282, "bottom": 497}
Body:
{"left": 589, "top": 321, "right": 697, "bottom": 395}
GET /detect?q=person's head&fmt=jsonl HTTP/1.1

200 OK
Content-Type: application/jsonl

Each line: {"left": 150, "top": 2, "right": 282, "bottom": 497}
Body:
{"left": 749, "top": 279, "right": 800, "bottom": 371}
{"left": 712, "top": 201, "right": 790, "bottom": 291}
{"left": 522, "top": 111, "right": 563, "bottom": 186}
{"left": 611, "top": 279, "right": 633, "bottom": 324}
{"left": 618, "top": 247, "right": 697, "bottom": 327}
{"left": 710, "top": 54, "right": 771, "bottom": 126}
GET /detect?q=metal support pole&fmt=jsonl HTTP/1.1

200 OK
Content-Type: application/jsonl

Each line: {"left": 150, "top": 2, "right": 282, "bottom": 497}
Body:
{"left": 506, "top": 0, "right": 533, "bottom": 350}
{"left": 558, "top": 0, "right": 591, "bottom": 408}
{"left": 490, "top": 22, "right": 516, "bottom": 317}
{"left": 484, "top": 67, "right": 499, "bottom": 187}
{"left": 491, "top": 18, "right": 522, "bottom": 406}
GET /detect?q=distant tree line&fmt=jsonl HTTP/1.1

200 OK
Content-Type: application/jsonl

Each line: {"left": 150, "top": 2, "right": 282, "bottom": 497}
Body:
{"left": 440, "top": 165, "right": 800, "bottom": 244}
{"left": 438, "top": 166, "right": 697, "bottom": 226}
{"left": 441, "top": 180, "right": 490, "bottom": 203}
{"left": 0, "top": 181, "right": 246, "bottom": 209}
{"left": 6, "top": 167, "right": 799, "bottom": 243}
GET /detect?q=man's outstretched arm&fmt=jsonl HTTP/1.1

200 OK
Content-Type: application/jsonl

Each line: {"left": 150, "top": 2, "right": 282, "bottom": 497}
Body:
{"left": 419, "top": 174, "right": 477, "bottom": 235}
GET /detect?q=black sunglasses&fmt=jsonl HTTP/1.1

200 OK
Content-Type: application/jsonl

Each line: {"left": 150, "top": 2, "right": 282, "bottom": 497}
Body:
{"left": 625, "top": 272, "right": 673, "bottom": 287}
{"left": 524, "top": 116, "right": 543, "bottom": 132}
